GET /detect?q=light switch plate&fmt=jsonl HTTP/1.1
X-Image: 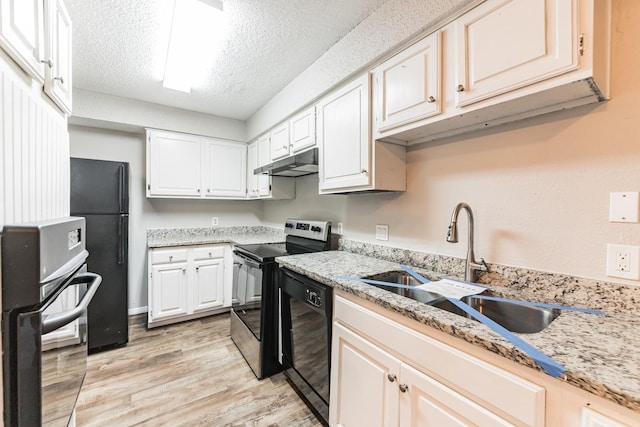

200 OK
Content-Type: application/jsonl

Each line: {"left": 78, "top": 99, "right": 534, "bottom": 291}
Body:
{"left": 609, "top": 192, "right": 639, "bottom": 223}
{"left": 375, "top": 224, "right": 389, "bottom": 241}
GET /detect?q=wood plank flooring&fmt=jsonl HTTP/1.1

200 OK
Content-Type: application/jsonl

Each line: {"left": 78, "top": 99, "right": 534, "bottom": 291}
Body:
{"left": 76, "top": 313, "right": 324, "bottom": 426}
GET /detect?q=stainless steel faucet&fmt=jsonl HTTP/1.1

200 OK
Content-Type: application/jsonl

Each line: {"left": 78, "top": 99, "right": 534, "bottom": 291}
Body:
{"left": 446, "top": 202, "right": 488, "bottom": 283}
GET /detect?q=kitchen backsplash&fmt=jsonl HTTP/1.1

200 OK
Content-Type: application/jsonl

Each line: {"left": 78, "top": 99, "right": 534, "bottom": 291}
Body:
{"left": 338, "top": 238, "right": 640, "bottom": 315}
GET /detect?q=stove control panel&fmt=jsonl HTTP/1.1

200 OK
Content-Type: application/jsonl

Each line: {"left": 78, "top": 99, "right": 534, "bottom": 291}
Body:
{"left": 284, "top": 218, "right": 331, "bottom": 242}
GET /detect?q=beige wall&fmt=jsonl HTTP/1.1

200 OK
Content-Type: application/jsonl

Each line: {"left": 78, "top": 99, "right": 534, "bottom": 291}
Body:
{"left": 264, "top": 0, "right": 640, "bottom": 286}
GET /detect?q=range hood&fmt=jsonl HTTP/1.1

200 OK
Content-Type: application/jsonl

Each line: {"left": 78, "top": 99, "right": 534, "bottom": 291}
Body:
{"left": 254, "top": 148, "right": 318, "bottom": 177}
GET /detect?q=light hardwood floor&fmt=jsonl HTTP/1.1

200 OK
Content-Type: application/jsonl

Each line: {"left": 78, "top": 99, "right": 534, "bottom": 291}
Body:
{"left": 76, "top": 313, "right": 324, "bottom": 426}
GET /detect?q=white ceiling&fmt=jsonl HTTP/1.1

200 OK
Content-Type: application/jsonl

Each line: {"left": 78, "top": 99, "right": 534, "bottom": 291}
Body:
{"left": 66, "top": 0, "right": 388, "bottom": 121}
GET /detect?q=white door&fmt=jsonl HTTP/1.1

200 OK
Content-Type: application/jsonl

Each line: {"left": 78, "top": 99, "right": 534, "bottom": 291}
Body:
{"left": 150, "top": 262, "right": 189, "bottom": 321}
{"left": 329, "top": 323, "right": 400, "bottom": 427}
{"left": 256, "top": 134, "right": 271, "bottom": 197}
{"left": 0, "top": 0, "right": 45, "bottom": 81}
{"left": 269, "top": 122, "right": 290, "bottom": 161}
{"left": 318, "top": 73, "right": 371, "bottom": 192}
{"left": 203, "top": 139, "right": 247, "bottom": 198}
{"left": 373, "top": 31, "right": 442, "bottom": 136}
{"left": 44, "top": 0, "right": 72, "bottom": 114}
{"left": 147, "top": 131, "right": 202, "bottom": 197}
{"left": 399, "top": 363, "right": 512, "bottom": 427}
{"left": 192, "top": 258, "right": 225, "bottom": 313}
{"left": 289, "top": 106, "right": 316, "bottom": 153}
{"left": 246, "top": 141, "right": 259, "bottom": 198}
{"left": 454, "top": 0, "right": 578, "bottom": 108}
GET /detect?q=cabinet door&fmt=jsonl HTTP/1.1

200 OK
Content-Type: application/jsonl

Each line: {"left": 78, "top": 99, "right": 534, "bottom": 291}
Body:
{"left": 290, "top": 106, "right": 316, "bottom": 153}
{"left": 454, "top": 0, "right": 577, "bottom": 108}
{"left": 318, "top": 73, "right": 371, "bottom": 192}
{"left": 330, "top": 323, "right": 400, "bottom": 427}
{"left": 203, "top": 139, "right": 247, "bottom": 198}
{"left": 246, "top": 141, "right": 259, "bottom": 198}
{"left": 256, "top": 134, "right": 271, "bottom": 197}
{"left": 43, "top": 0, "right": 72, "bottom": 114}
{"left": 150, "top": 262, "right": 189, "bottom": 321}
{"left": 581, "top": 408, "right": 628, "bottom": 427}
{"left": 270, "top": 122, "right": 290, "bottom": 161}
{"left": 0, "top": 0, "right": 45, "bottom": 82}
{"left": 373, "top": 31, "right": 441, "bottom": 136}
{"left": 192, "top": 258, "right": 225, "bottom": 313}
{"left": 147, "top": 130, "right": 202, "bottom": 197}
{"left": 399, "top": 363, "right": 512, "bottom": 427}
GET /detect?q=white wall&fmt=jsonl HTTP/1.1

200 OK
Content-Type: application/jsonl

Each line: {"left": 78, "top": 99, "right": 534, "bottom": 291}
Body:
{"left": 69, "top": 125, "right": 263, "bottom": 311}
{"left": 263, "top": 0, "right": 640, "bottom": 287}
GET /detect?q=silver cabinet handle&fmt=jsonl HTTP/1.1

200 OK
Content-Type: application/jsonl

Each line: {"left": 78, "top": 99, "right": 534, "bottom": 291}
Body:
{"left": 54, "top": 76, "right": 64, "bottom": 84}
{"left": 282, "top": 145, "right": 288, "bottom": 149}
{"left": 387, "top": 373, "right": 396, "bottom": 383}
{"left": 361, "top": 169, "right": 367, "bottom": 174}
{"left": 208, "top": 252, "right": 212, "bottom": 257}
{"left": 182, "top": 268, "right": 186, "bottom": 273}
{"left": 399, "top": 383, "right": 408, "bottom": 393}
{"left": 41, "top": 58, "right": 53, "bottom": 68}
{"left": 427, "top": 96, "right": 436, "bottom": 103}
{"left": 456, "top": 84, "right": 465, "bottom": 92}
{"left": 196, "top": 266, "right": 199, "bottom": 271}
{"left": 197, "top": 189, "right": 201, "bottom": 193}
{"left": 169, "top": 255, "right": 173, "bottom": 261}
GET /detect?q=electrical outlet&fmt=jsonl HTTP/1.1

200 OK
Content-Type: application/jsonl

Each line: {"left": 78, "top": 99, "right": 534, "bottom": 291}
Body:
{"left": 606, "top": 244, "right": 640, "bottom": 280}
{"left": 336, "top": 222, "right": 344, "bottom": 235}
{"left": 211, "top": 217, "right": 219, "bottom": 226}
{"left": 375, "top": 224, "right": 389, "bottom": 241}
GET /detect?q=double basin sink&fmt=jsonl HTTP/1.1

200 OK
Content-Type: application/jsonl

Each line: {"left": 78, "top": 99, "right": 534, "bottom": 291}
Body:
{"left": 364, "top": 271, "right": 560, "bottom": 334}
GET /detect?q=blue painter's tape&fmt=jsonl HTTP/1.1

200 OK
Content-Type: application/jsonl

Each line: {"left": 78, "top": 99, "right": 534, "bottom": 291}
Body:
{"left": 446, "top": 298, "right": 566, "bottom": 377}
{"left": 468, "top": 295, "right": 605, "bottom": 315}
{"left": 400, "top": 266, "right": 431, "bottom": 284}
{"left": 332, "top": 276, "right": 419, "bottom": 290}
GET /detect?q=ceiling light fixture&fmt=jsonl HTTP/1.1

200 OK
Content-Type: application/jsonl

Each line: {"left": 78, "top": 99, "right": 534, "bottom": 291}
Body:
{"left": 163, "top": 0, "right": 224, "bottom": 93}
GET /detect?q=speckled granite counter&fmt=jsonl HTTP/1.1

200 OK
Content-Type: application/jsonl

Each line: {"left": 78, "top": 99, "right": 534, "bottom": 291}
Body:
{"left": 275, "top": 250, "right": 640, "bottom": 414}
{"left": 147, "top": 226, "right": 285, "bottom": 247}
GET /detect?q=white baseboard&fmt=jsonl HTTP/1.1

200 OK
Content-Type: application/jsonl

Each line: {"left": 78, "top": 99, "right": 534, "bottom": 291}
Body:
{"left": 128, "top": 306, "right": 148, "bottom": 316}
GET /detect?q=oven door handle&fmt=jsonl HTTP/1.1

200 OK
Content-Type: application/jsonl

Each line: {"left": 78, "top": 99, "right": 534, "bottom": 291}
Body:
{"left": 41, "top": 273, "right": 102, "bottom": 334}
{"left": 233, "top": 251, "right": 262, "bottom": 270}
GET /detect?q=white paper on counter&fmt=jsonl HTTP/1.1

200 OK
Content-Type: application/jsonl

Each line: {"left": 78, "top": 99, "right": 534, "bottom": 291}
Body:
{"left": 415, "top": 279, "right": 487, "bottom": 300}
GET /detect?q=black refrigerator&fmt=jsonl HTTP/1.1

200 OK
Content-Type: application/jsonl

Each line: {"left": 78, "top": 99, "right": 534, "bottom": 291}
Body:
{"left": 70, "top": 157, "right": 129, "bottom": 352}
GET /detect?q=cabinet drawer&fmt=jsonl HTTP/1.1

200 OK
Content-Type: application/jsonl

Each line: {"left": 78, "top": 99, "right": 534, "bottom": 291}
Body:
{"left": 193, "top": 246, "right": 225, "bottom": 260}
{"left": 151, "top": 248, "right": 188, "bottom": 264}
{"left": 335, "top": 296, "right": 545, "bottom": 427}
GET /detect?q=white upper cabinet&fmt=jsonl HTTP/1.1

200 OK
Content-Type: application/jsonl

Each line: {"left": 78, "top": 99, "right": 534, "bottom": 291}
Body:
{"left": 371, "top": 0, "right": 609, "bottom": 145}
{"left": 318, "top": 73, "right": 371, "bottom": 192}
{"left": 289, "top": 106, "right": 316, "bottom": 154}
{"left": 203, "top": 139, "right": 247, "bottom": 198}
{"left": 256, "top": 134, "right": 273, "bottom": 197}
{"left": 373, "top": 31, "right": 442, "bottom": 139}
{"left": 318, "top": 73, "right": 406, "bottom": 194}
{"left": 146, "top": 129, "right": 248, "bottom": 200}
{"left": 147, "top": 130, "right": 202, "bottom": 197}
{"left": 454, "top": 0, "right": 577, "bottom": 108}
{"left": 246, "top": 140, "right": 259, "bottom": 198}
{"left": 0, "top": 0, "right": 46, "bottom": 82}
{"left": 43, "top": 0, "right": 72, "bottom": 114}
{"left": 269, "top": 121, "right": 290, "bottom": 161}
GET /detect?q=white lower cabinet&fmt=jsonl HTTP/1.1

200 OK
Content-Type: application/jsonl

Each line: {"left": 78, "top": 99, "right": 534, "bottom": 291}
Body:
{"left": 331, "top": 322, "right": 514, "bottom": 427}
{"left": 331, "top": 295, "right": 545, "bottom": 427}
{"left": 148, "top": 245, "right": 231, "bottom": 327}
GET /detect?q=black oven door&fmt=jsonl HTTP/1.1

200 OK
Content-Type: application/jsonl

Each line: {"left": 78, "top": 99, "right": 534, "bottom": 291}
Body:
{"left": 4, "top": 271, "right": 101, "bottom": 427}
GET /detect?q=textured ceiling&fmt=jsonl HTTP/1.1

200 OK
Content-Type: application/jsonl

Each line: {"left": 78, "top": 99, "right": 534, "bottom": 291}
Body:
{"left": 66, "top": 0, "right": 388, "bottom": 120}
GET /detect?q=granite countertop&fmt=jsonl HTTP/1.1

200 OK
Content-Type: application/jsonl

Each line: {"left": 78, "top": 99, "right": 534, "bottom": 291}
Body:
{"left": 147, "top": 226, "right": 286, "bottom": 248}
{"left": 275, "top": 250, "right": 640, "bottom": 414}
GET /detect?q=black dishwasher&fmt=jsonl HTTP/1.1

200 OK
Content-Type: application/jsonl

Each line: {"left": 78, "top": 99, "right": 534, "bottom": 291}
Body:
{"left": 279, "top": 267, "right": 333, "bottom": 423}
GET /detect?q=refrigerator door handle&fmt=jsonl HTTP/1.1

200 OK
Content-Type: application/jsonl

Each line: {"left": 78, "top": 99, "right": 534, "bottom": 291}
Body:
{"left": 117, "top": 215, "right": 127, "bottom": 264}
{"left": 118, "top": 163, "right": 125, "bottom": 213}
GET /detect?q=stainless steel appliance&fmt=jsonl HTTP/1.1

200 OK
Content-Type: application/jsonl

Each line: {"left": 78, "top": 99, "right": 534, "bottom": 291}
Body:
{"left": 231, "top": 219, "right": 333, "bottom": 380}
{"left": 279, "top": 268, "right": 333, "bottom": 423}
{"left": 1, "top": 217, "right": 102, "bottom": 426}
{"left": 71, "top": 157, "right": 129, "bottom": 351}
